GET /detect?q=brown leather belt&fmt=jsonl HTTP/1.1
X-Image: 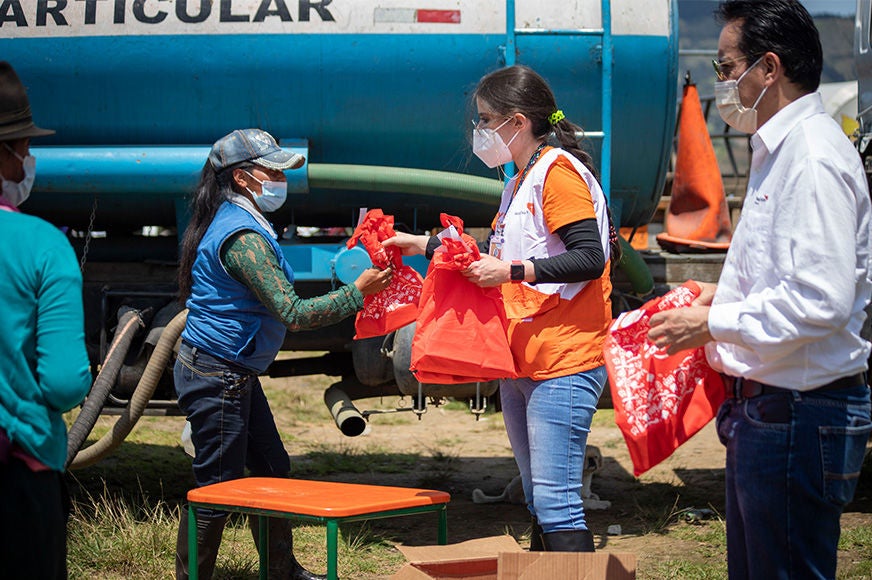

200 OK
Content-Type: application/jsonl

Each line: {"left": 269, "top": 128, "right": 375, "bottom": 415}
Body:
{"left": 722, "top": 373, "right": 867, "bottom": 399}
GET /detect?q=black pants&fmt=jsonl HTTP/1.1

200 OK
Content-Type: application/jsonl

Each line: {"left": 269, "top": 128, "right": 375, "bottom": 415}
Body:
{"left": 0, "top": 459, "right": 70, "bottom": 579}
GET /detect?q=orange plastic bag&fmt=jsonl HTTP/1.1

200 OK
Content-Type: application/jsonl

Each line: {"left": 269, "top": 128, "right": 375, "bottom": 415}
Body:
{"left": 410, "top": 214, "right": 516, "bottom": 384}
{"left": 346, "top": 209, "right": 423, "bottom": 339}
{"left": 604, "top": 281, "right": 726, "bottom": 476}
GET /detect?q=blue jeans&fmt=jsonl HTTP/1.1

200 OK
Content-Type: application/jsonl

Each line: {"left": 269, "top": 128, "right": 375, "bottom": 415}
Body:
{"left": 175, "top": 341, "right": 290, "bottom": 520}
{"left": 716, "top": 385, "right": 872, "bottom": 580}
{"left": 500, "top": 366, "right": 606, "bottom": 533}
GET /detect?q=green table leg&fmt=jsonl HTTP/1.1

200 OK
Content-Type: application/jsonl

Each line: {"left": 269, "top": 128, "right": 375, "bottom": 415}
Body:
{"left": 259, "top": 515, "right": 269, "bottom": 580}
{"left": 326, "top": 519, "right": 339, "bottom": 580}
{"left": 438, "top": 507, "right": 448, "bottom": 544}
{"left": 188, "top": 505, "right": 199, "bottom": 580}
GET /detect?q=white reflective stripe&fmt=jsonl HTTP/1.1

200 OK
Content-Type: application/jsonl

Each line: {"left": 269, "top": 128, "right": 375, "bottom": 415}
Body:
{"left": 374, "top": 8, "right": 418, "bottom": 24}
{"left": 374, "top": 8, "right": 461, "bottom": 24}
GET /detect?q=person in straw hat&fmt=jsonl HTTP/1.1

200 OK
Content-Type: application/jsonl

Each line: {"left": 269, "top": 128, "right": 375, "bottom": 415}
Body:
{"left": 0, "top": 61, "right": 92, "bottom": 578}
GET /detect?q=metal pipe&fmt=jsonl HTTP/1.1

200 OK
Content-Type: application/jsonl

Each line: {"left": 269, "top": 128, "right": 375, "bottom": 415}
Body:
{"left": 32, "top": 147, "right": 653, "bottom": 292}
{"left": 601, "top": 0, "right": 613, "bottom": 204}
{"left": 308, "top": 164, "right": 504, "bottom": 204}
{"left": 616, "top": 236, "right": 654, "bottom": 296}
{"left": 31, "top": 145, "right": 308, "bottom": 194}
{"left": 323, "top": 384, "right": 367, "bottom": 437}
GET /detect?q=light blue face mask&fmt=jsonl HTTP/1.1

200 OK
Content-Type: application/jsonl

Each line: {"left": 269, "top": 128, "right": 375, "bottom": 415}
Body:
{"left": 244, "top": 170, "right": 288, "bottom": 213}
{"left": 0, "top": 143, "right": 36, "bottom": 207}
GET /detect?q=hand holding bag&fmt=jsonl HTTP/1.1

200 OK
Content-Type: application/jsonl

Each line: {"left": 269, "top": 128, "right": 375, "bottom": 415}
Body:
{"left": 346, "top": 209, "right": 423, "bottom": 339}
{"left": 410, "top": 214, "right": 516, "bottom": 384}
{"left": 604, "top": 281, "right": 726, "bottom": 476}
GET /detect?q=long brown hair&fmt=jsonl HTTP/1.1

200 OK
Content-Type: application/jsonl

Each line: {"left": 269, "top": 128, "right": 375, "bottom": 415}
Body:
{"left": 177, "top": 161, "right": 251, "bottom": 301}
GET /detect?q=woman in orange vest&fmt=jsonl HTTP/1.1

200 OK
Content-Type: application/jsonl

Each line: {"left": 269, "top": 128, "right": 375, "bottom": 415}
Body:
{"left": 386, "top": 65, "right": 617, "bottom": 552}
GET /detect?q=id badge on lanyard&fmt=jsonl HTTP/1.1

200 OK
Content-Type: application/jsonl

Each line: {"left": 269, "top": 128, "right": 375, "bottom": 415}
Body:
{"left": 490, "top": 214, "right": 506, "bottom": 259}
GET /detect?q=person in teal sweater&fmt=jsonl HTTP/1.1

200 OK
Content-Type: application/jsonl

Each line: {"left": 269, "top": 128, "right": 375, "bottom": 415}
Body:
{"left": 0, "top": 61, "right": 92, "bottom": 579}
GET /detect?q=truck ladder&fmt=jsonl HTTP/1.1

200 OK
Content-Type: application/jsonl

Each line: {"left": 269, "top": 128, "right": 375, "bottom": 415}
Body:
{"left": 504, "top": 0, "right": 613, "bottom": 204}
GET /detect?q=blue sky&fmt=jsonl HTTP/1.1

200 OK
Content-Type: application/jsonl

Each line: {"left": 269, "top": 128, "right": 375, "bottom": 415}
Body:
{"left": 800, "top": 0, "right": 854, "bottom": 16}
{"left": 683, "top": 0, "right": 855, "bottom": 17}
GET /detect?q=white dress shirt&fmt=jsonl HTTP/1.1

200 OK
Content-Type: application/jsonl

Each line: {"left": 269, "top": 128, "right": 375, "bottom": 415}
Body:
{"left": 706, "top": 92, "right": 872, "bottom": 390}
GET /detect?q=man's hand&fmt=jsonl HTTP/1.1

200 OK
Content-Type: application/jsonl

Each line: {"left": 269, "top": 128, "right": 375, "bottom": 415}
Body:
{"left": 647, "top": 306, "right": 714, "bottom": 355}
{"left": 693, "top": 282, "right": 718, "bottom": 306}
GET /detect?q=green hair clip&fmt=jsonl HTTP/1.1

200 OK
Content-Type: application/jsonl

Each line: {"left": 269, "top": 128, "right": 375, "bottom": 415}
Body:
{"left": 548, "top": 109, "right": 565, "bottom": 125}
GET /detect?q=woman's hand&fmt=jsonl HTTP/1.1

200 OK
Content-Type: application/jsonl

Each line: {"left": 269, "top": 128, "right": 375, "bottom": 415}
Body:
{"left": 354, "top": 266, "right": 393, "bottom": 296}
{"left": 382, "top": 232, "right": 430, "bottom": 256}
{"left": 462, "top": 254, "right": 512, "bottom": 288}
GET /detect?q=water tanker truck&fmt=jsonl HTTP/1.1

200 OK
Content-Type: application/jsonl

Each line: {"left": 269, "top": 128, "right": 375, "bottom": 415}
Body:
{"left": 0, "top": 0, "right": 678, "bottom": 461}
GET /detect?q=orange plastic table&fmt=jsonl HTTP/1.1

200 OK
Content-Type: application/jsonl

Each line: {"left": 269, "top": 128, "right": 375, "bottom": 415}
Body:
{"left": 186, "top": 477, "right": 450, "bottom": 580}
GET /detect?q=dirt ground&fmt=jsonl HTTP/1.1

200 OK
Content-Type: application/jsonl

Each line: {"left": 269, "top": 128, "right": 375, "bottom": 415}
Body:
{"left": 259, "top": 375, "right": 872, "bottom": 576}
{"left": 71, "top": 369, "right": 872, "bottom": 577}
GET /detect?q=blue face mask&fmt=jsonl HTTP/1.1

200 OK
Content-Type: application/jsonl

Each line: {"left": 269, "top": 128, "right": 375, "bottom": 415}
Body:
{"left": 0, "top": 143, "right": 36, "bottom": 207}
{"left": 244, "top": 170, "right": 288, "bottom": 213}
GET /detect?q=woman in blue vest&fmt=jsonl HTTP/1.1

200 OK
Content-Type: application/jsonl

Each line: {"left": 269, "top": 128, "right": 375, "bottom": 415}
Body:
{"left": 174, "top": 128, "right": 391, "bottom": 580}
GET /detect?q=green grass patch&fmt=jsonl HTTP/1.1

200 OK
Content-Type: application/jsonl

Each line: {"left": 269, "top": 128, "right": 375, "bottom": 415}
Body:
{"left": 643, "top": 559, "right": 728, "bottom": 580}
{"left": 68, "top": 487, "right": 178, "bottom": 579}
{"left": 838, "top": 523, "right": 872, "bottom": 579}
{"left": 591, "top": 408, "right": 615, "bottom": 428}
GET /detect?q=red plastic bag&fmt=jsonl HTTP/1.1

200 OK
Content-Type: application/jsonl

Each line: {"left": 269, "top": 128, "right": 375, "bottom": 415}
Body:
{"left": 346, "top": 209, "right": 423, "bottom": 339}
{"left": 410, "top": 214, "right": 516, "bottom": 384}
{"left": 604, "top": 281, "right": 726, "bottom": 476}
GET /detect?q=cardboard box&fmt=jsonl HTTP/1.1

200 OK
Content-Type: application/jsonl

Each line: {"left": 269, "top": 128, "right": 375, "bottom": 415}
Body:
{"left": 391, "top": 535, "right": 523, "bottom": 580}
{"left": 391, "top": 535, "right": 636, "bottom": 580}
{"left": 498, "top": 552, "right": 637, "bottom": 579}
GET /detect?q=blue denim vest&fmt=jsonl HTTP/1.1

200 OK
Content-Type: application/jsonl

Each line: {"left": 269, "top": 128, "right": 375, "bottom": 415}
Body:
{"left": 182, "top": 202, "right": 294, "bottom": 373}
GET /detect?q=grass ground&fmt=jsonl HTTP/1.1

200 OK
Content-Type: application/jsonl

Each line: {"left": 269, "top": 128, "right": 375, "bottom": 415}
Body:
{"left": 64, "top": 375, "right": 872, "bottom": 579}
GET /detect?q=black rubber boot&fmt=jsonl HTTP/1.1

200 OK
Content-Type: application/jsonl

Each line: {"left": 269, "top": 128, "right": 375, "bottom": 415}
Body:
{"left": 529, "top": 517, "right": 545, "bottom": 552}
{"left": 542, "top": 530, "right": 596, "bottom": 552}
{"left": 176, "top": 506, "right": 227, "bottom": 579}
{"left": 248, "top": 516, "right": 328, "bottom": 580}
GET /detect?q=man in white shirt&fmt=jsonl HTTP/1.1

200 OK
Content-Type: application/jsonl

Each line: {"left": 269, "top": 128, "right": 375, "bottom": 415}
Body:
{"left": 647, "top": 1, "right": 872, "bottom": 578}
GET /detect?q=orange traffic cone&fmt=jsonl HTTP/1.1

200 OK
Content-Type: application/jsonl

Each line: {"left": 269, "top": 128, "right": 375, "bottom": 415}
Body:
{"left": 656, "top": 77, "right": 732, "bottom": 252}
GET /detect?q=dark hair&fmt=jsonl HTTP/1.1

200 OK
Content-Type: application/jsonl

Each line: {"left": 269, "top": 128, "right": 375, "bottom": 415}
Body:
{"left": 473, "top": 65, "right": 621, "bottom": 265}
{"left": 473, "top": 65, "right": 598, "bottom": 176}
{"left": 177, "top": 161, "right": 252, "bottom": 301}
{"left": 716, "top": 0, "right": 822, "bottom": 93}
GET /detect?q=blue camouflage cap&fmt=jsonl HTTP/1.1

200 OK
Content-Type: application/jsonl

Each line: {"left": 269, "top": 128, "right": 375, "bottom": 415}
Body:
{"left": 208, "top": 128, "right": 305, "bottom": 172}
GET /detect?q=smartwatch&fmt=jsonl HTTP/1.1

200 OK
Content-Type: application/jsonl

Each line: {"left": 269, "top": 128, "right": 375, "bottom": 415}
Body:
{"left": 510, "top": 260, "right": 525, "bottom": 283}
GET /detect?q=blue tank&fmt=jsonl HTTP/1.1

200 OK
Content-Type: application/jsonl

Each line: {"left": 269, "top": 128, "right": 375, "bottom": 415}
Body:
{"left": 1, "top": 0, "right": 678, "bottom": 235}
{"left": 0, "top": 0, "right": 679, "bottom": 431}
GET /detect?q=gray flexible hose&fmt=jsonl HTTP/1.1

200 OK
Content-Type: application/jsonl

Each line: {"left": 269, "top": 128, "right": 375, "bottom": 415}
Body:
{"left": 69, "top": 309, "right": 187, "bottom": 470}
{"left": 65, "top": 308, "right": 144, "bottom": 470}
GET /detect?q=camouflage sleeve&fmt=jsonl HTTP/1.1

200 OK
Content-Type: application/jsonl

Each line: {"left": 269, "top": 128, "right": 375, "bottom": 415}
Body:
{"left": 221, "top": 230, "right": 364, "bottom": 331}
